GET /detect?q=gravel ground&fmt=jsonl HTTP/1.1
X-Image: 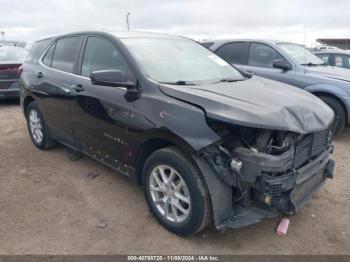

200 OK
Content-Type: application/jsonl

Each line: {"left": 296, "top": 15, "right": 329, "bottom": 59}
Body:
{"left": 0, "top": 100, "right": 349, "bottom": 255}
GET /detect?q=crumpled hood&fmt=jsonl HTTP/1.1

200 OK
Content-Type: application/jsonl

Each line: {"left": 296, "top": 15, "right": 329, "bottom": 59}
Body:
{"left": 159, "top": 76, "right": 334, "bottom": 134}
{"left": 306, "top": 65, "right": 350, "bottom": 82}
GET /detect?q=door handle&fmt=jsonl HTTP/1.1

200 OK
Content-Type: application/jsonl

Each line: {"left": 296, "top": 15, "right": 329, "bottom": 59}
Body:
{"left": 36, "top": 72, "right": 44, "bottom": 78}
{"left": 71, "top": 84, "right": 84, "bottom": 92}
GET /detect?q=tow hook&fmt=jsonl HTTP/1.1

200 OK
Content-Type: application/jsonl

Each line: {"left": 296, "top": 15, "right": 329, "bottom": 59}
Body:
{"left": 325, "top": 159, "right": 335, "bottom": 179}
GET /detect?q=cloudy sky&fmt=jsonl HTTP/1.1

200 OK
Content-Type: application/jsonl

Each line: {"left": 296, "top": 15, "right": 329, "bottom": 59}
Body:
{"left": 1, "top": 0, "right": 349, "bottom": 46}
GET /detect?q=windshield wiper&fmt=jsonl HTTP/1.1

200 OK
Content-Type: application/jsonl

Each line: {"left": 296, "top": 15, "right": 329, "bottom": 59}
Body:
{"left": 301, "top": 62, "right": 326, "bottom": 66}
{"left": 211, "top": 78, "right": 244, "bottom": 84}
{"left": 159, "top": 80, "right": 196, "bottom": 86}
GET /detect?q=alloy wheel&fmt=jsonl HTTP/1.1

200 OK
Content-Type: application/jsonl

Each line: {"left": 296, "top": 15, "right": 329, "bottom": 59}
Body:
{"left": 149, "top": 164, "right": 191, "bottom": 223}
{"left": 29, "top": 109, "right": 43, "bottom": 144}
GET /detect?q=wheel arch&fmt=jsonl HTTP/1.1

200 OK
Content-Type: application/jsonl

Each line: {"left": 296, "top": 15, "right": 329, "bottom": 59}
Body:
{"left": 311, "top": 91, "right": 348, "bottom": 125}
{"left": 22, "top": 95, "right": 35, "bottom": 115}
{"left": 134, "top": 136, "right": 192, "bottom": 185}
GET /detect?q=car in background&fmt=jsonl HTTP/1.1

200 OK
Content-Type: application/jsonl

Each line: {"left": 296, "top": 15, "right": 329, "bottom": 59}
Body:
{"left": 316, "top": 45, "right": 342, "bottom": 52}
{"left": 17, "top": 41, "right": 34, "bottom": 51}
{"left": 314, "top": 50, "right": 350, "bottom": 69}
{"left": 0, "top": 41, "right": 17, "bottom": 47}
{"left": 207, "top": 39, "right": 350, "bottom": 133}
{"left": 20, "top": 31, "right": 334, "bottom": 236}
{"left": 0, "top": 46, "right": 28, "bottom": 100}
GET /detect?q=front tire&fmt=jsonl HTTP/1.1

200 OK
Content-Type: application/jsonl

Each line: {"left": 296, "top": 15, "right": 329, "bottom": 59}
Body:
{"left": 319, "top": 96, "right": 346, "bottom": 134}
{"left": 142, "top": 147, "right": 211, "bottom": 236}
{"left": 26, "top": 101, "right": 57, "bottom": 150}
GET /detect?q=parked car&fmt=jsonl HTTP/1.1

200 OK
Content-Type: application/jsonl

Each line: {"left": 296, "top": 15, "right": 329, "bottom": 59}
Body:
{"left": 17, "top": 41, "right": 34, "bottom": 51}
{"left": 20, "top": 31, "right": 335, "bottom": 236}
{"left": 207, "top": 39, "right": 350, "bottom": 133}
{"left": 0, "top": 46, "right": 28, "bottom": 100}
{"left": 314, "top": 50, "right": 350, "bottom": 69}
{"left": 316, "top": 45, "right": 342, "bottom": 52}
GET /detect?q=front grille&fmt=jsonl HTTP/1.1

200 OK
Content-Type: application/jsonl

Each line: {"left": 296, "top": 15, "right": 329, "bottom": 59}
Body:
{"left": 293, "top": 129, "right": 330, "bottom": 169}
{"left": 267, "top": 183, "right": 283, "bottom": 196}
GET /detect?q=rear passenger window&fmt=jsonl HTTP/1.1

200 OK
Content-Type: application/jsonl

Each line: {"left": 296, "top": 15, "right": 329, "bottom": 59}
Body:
{"left": 216, "top": 42, "right": 247, "bottom": 65}
{"left": 248, "top": 43, "right": 285, "bottom": 68}
{"left": 81, "top": 36, "right": 127, "bottom": 78}
{"left": 42, "top": 43, "right": 55, "bottom": 67}
{"left": 51, "top": 37, "right": 82, "bottom": 73}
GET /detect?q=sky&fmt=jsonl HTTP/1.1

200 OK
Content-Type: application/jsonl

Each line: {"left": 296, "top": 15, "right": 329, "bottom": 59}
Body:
{"left": 1, "top": 0, "right": 349, "bottom": 47}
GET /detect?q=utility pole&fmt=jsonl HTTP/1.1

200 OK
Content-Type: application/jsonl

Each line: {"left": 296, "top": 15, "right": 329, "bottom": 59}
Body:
{"left": 126, "top": 12, "right": 130, "bottom": 31}
{"left": 1, "top": 31, "right": 4, "bottom": 41}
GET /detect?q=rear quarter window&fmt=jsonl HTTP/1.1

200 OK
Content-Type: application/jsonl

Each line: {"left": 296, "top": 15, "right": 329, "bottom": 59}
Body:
{"left": 25, "top": 39, "right": 52, "bottom": 63}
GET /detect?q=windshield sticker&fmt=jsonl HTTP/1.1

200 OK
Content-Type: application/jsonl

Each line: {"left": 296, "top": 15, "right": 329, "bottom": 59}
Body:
{"left": 208, "top": 54, "right": 229, "bottom": 66}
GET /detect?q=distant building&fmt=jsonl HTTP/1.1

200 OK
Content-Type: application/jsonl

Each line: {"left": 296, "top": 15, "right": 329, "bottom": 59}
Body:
{"left": 317, "top": 39, "right": 350, "bottom": 50}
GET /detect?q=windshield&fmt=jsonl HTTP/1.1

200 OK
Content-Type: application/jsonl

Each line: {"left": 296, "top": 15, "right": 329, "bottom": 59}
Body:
{"left": 121, "top": 37, "right": 244, "bottom": 84}
{"left": 278, "top": 43, "right": 324, "bottom": 65}
{"left": 0, "top": 47, "right": 28, "bottom": 62}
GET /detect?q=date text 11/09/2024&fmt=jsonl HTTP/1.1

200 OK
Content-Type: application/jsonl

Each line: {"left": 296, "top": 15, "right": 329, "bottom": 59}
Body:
{"left": 127, "top": 256, "right": 219, "bottom": 261}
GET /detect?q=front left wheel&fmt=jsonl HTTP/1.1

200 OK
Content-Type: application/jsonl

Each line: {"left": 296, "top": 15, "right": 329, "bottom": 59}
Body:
{"left": 26, "top": 101, "right": 57, "bottom": 150}
{"left": 142, "top": 146, "right": 211, "bottom": 236}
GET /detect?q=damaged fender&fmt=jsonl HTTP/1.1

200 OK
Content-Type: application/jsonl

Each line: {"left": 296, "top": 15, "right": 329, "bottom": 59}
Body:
{"left": 192, "top": 154, "right": 233, "bottom": 229}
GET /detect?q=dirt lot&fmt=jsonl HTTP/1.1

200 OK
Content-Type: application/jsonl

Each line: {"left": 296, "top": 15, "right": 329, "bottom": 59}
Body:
{"left": 0, "top": 100, "right": 349, "bottom": 255}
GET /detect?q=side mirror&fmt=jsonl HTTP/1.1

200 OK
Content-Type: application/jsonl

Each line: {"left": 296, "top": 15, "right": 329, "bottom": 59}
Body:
{"left": 90, "top": 69, "right": 136, "bottom": 89}
{"left": 273, "top": 60, "right": 292, "bottom": 71}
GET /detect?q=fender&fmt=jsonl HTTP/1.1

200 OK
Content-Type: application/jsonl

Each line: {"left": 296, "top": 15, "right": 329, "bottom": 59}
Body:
{"left": 305, "top": 83, "right": 350, "bottom": 122}
{"left": 192, "top": 154, "right": 233, "bottom": 229}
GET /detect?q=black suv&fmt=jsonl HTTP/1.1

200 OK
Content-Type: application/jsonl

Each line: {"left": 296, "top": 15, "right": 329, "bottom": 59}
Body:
{"left": 20, "top": 31, "right": 335, "bottom": 236}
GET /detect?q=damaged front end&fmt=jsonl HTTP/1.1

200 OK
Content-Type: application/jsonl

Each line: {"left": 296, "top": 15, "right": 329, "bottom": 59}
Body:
{"left": 194, "top": 121, "right": 335, "bottom": 230}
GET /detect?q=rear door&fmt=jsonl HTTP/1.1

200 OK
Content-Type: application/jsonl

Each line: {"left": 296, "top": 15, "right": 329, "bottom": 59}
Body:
{"left": 70, "top": 35, "right": 133, "bottom": 173}
{"left": 215, "top": 41, "right": 249, "bottom": 69}
{"left": 33, "top": 36, "right": 83, "bottom": 141}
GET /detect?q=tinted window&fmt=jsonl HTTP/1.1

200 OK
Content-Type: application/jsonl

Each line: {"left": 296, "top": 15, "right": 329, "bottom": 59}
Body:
{"left": 317, "top": 53, "right": 330, "bottom": 64}
{"left": 81, "top": 36, "right": 126, "bottom": 78}
{"left": 25, "top": 39, "right": 51, "bottom": 63}
{"left": 334, "top": 55, "right": 350, "bottom": 68}
{"left": 42, "top": 43, "right": 55, "bottom": 67}
{"left": 51, "top": 37, "right": 81, "bottom": 73}
{"left": 216, "top": 42, "right": 247, "bottom": 65}
{"left": 248, "top": 43, "right": 284, "bottom": 68}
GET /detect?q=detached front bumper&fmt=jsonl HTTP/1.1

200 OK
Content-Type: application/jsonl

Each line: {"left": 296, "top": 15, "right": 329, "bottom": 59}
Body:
{"left": 223, "top": 149, "right": 334, "bottom": 229}
{"left": 193, "top": 142, "right": 334, "bottom": 231}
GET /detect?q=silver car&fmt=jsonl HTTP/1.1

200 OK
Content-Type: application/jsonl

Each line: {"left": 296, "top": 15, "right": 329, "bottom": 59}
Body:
{"left": 208, "top": 39, "right": 350, "bottom": 133}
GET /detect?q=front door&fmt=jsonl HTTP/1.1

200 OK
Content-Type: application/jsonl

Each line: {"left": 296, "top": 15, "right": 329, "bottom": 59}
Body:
{"left": 240, "top": 42, "right": 296, "bottom": 86}
{"left": 70, "top": 36, "right": 133, "bottom": 174}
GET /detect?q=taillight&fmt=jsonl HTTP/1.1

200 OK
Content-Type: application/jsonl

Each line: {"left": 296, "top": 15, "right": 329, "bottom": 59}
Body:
{"left": 0, "top": 64, "right": 22, "bottom": 78}
{"left": 18, "top": 66, "right": 23, "bottom": 77}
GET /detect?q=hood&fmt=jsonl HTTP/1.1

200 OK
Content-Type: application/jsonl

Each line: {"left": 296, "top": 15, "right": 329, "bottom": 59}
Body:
{"left": 159, "top": 76, "right": 334, "bottom": 134}
{"left": 306, "top": 65, "right": 350, "bottom": 82}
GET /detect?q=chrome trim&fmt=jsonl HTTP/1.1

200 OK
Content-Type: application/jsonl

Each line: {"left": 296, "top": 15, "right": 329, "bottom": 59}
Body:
{"left": 38, "top": 39, "right": 128, "bottom": 92}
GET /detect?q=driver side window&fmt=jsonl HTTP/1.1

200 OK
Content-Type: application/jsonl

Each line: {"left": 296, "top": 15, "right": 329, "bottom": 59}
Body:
{"left": 81, "top": 36, "right": 127, "bottom": 78}
{"left": 248, "top": 42, "right": 285, "bottom": 68}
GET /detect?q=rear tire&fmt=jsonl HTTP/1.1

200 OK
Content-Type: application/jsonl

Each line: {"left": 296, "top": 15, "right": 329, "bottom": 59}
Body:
{"left": 318, "top": 96, "right": 346, "bottom": 134}
{"left": 26, "top": 101, "right": 57, "bottom": 150}
{"left": 142, "top": 146, "right": 211, "bottom": 236}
